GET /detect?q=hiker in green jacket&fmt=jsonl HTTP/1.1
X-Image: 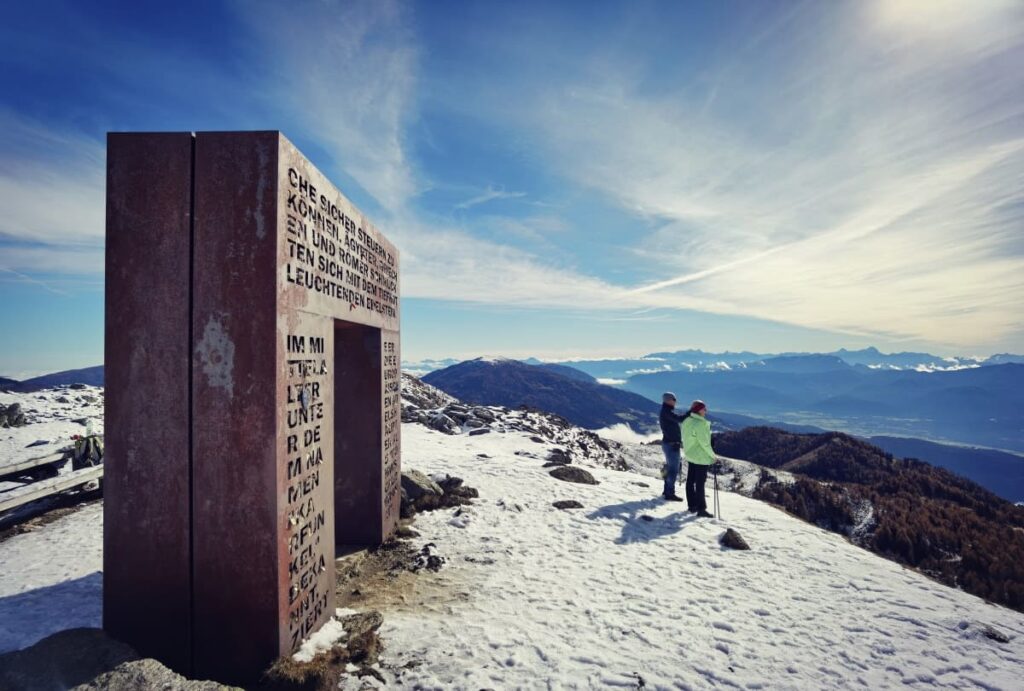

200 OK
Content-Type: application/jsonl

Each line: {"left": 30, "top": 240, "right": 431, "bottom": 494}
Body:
{"left": 682, "top": 400, "right": 715, "bottom": 518}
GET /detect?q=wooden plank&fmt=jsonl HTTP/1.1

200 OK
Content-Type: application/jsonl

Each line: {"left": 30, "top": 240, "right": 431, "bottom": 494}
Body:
{"left": 0, "top": 466, "right": 103, "bottom": 514}
{"left": 0, "top": 449, "right": 69, "bottom": 478}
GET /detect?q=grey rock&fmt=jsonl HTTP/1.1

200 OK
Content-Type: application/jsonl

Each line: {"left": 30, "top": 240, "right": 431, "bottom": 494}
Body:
{"left": 549, "top": 466, "right": 599, "bottom": 485}
{"left": 26, "top": 439, "right": 49, "bottom": 448}
{"left": 427, "top": 413, "right": 459, "bottom": 435}
{"left": 340, "top": 610, "right": 384, "bottom": 641}
{"left": 436, "top": 474, "right": 464, "bottom": 493}
{"left": 0, "top": 627, "right": 138, "bottom": 691}
{"left": 69, "top": 383, "right": 87, "bottom": 390}
{"left": 401, "top": 470, "right": 443, "bottom": 501}
{"left": 73, "top": 658, "right": 239, "bottom": 690}
{"left": 464, "top": 417, "right": 486, "bottom": 429}
{"left": 546, "top": 448, "right": 571, "bottom": 465}
{"left": 468, "top": 428, "right": 491, "bottom": 436}
{"left": 552, "top": 500, "right": 583, "bottom": 510}
{"left": 720, "top": 528, "right": 750, "bottom": 550}
{"left": 1, "top": 403, "right": 26, "bottom": 428}
{"left": 471, "top": 407, "right": 496, "bottom": 421}
{"left": 980, "top": 623, "right": 1011, "bottom": 644}
{"left": 445, "top": 409, "right": 469, "bottom": 424}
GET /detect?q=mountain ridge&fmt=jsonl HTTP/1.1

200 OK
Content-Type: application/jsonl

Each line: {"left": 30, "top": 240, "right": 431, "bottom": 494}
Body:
{"left": 423, "top": 358, "right": 659, "bottom": 431}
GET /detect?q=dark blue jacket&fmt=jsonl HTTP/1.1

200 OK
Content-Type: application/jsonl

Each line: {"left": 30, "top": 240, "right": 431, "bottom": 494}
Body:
{"left": 659, "top": 404, "right": 690, "bottom": 444}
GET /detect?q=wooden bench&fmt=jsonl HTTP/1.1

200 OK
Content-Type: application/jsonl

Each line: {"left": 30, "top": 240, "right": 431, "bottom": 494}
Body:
{"left": 0, "top": 464, "right": 104, "bottom": 514}
{"left": 0, "top": 449, "right": 70, "bottom": 483}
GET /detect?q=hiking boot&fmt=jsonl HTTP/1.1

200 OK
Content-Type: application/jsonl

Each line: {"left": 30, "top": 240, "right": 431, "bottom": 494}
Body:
{"left": 696, "top": 510, "right": 713, "bottom": 518}
{"left": 663, "top": 494, "right": 684, "bottom": 502}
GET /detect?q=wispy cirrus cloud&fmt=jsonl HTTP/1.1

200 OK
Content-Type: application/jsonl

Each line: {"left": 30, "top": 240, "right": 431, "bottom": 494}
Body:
{"left": 454, "top": 185, "right": 526, "bottom": 210}
{"left": 0, "top": 110, "right": 105, "bottom": 278}
{"left": 236, "top": 0, "right": 420, "bottom": 214}
{"left": 493, "top": 1, "right": 1024, "bottom": 348}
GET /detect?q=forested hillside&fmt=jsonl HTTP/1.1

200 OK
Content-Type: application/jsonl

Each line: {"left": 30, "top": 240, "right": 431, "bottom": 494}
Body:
{"left": 715, "top": 427, "right": 1024, "bottom": 611}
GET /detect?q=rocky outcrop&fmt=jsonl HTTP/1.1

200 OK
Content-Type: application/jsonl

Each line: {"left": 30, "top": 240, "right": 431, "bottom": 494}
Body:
{"left": 401, "top": 373, "right": 631, "bottom": 471}
{"left": 400, "top": 471, "right": 479, "bottom": 517}
{"left": 401, "top": 470, "right": 444, "bottom": 501}
{"left": 0, "top": 402, "right": 27, "bottom": 428}
{"left": 0, "top": 628, "right": 138, "bottom": 691}
{"left": 75, "top": 659, "right": 239, "bottom": 690}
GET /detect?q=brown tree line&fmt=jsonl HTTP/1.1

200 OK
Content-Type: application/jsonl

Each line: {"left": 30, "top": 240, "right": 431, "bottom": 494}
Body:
{"left": 715, "top": 427, "right": 1024, "bottom": 612}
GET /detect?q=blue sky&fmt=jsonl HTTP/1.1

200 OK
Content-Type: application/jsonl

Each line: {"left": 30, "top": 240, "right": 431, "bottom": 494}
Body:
{"left": 1, "top": 0, "right": 1023, "bottom": 377}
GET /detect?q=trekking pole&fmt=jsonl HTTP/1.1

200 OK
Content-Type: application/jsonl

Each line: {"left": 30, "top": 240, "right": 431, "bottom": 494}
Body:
{"left": 713, "top": 462, "right": 721, "bottom": 519}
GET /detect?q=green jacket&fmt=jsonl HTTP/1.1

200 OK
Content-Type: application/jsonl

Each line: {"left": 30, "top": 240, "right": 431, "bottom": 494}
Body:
{"left": 682, "top": 414, "right": 715, "bottom": 465}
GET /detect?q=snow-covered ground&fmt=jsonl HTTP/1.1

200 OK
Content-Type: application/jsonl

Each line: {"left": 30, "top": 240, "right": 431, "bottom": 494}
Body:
{"left": 0, "top": 386, "right": 104, "bottom": 481}
{"left": 2, "top": 385, "right": 1023, "bottom": 688}
{"left": 377, "top": 425, "right": 1024, "bottom": 689}
{"left": 0, "top": 502, "right": 102, "bottom": 652}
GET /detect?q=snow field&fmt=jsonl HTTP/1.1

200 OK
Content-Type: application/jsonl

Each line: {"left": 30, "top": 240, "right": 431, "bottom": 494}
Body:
{"left": 0, "top": 502, "right": 103, "bottom": 652}
{"left": 378, "top": 424, "right": 1024, "bottom": 689}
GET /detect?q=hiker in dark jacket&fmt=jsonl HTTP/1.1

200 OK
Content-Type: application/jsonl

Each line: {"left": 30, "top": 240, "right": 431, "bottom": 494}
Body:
{"left": 659, "top": 392, "right": 690, "bottom": 501}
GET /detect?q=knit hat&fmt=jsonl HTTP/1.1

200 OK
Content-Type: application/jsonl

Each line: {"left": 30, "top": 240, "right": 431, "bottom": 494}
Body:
{"left": 689, "top": 399, "right": 707, "bottom": 413}
{"left": 662, "top": 392, "right": 677, "bottom": 403}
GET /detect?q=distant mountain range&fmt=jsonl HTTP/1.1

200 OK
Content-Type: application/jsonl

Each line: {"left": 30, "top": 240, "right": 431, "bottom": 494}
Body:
{"left": 0, "top": 365, "right": 105, "bottom": 392}
{"left": 404, "top": 347, "right": 1024, "bottom": 379}
{"left": 422, "top": 358, "right": 658, "bottom": 431}
{"left": 421, "top": 357, "right": 1024, "bottom": 500}
{"left": 623, "top": 357, "right": 1024, "bottom": 452}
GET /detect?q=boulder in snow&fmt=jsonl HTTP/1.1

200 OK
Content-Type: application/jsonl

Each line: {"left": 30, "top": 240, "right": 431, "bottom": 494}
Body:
{"left": 720, "top": 528, "right": 751, "bottom": 551}
{"left": 427, "top": 413, "right": 459, "bottom": 435}
{"left": 546, "top": 448, "right": 572, "bottom": 465}
{"left": 402, "top": 470, "right": 443, "bottom": 501}
{"left": 471, "top": 406, "right": 496, "bottom": 421}
{"left": 553, "top": 500, "right": 584, "bottom": 510}
{"left": 549, "top": 466, "right": 599, "bottom": 485}
{"left": 0, "top": 402, "right": 27, "bottom": 428}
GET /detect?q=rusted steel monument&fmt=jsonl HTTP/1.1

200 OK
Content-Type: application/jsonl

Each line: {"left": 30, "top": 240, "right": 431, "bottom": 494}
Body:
{"left": 104, "top": 131, "right": 401, "bottom": 683}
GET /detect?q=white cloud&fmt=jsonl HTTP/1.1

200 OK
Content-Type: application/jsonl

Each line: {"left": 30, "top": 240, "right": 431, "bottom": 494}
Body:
{"left": 495, "top": 1, "right": 1024, "bottom": 348}
{"left": 0, "top": 111, "right": 105, "bottom": 246}
{"left": 0, "top": 111, "right": 105, "bottom": 276}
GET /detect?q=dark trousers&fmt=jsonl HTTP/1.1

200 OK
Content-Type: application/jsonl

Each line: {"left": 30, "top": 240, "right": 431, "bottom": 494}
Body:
{"left": 685, "top": 462, "right": 709, "bottom": 512}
